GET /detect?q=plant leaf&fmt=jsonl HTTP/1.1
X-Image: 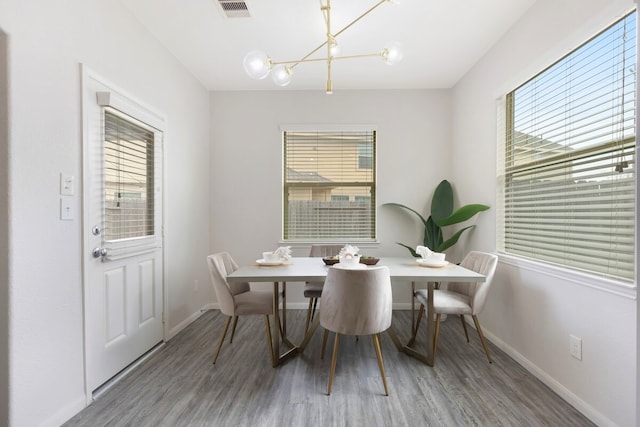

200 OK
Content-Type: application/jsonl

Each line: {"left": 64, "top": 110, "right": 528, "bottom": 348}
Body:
{"left": 384, "top": 203, "right": 429, "bottom": 227}
{"left": 431, "top": 180, "right": 453, "bottom": 222}
{"left": 423, "top": 216, "right": 442, "bottom": 250}
{"left": 436, "top": 204, "right": 490, "bottom": 227}
{"left": 396, "top": 242, "right": 419, "bottom": 257}
{"left": 437, "top": 225, "right": 476, "bottom": 252}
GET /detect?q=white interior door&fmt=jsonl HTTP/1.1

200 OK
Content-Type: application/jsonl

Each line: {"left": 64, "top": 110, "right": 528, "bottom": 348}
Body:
{"left": 82, "top": 68, "right": 164, "bottom": 393}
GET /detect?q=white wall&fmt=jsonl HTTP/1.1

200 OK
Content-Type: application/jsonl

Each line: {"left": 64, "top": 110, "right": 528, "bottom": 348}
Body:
{"left": 0, "top": 1, "right": 211, "bottom": 425}
{"left": 0, "top": 28, "right": 9, "bottom": 426}
{"left": 452, "top": 0, "right": 637, "bottom": 426}
{"left": 209, "top": 89, "right": 458, "bottom": 304}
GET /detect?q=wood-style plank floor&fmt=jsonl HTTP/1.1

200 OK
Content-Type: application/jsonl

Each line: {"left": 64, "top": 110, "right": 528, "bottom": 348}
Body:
{"left": 65, "top": 310, "right": 594, "bottom": 426}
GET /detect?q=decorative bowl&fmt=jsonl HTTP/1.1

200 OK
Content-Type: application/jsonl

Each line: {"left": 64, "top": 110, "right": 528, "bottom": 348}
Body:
{"left": 359, "top": 256, "right": 380, "bottom": 265}
{"left": 322, "top": 256, "right": 340, "bottom": 265}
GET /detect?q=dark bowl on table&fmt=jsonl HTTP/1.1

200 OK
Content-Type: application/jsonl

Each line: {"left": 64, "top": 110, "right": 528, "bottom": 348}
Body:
{"left": 322, "top": 256, "right": 340, "bottom": 265}
{"left": 359, "top": 256, "right": 380, "bottom": 265}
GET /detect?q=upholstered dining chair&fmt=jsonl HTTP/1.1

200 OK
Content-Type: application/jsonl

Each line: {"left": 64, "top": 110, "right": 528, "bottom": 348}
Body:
{"left": 319, "top": 266, "right": 393, "bottom": 396}
{"left": 207, "top": 252, "right": 280, "bottom": 365}
{"left": 412, "top": 251, "right": 498, "bottom": 364}
{"left": 303, "top": 244, "right": 344, "bottom": 332}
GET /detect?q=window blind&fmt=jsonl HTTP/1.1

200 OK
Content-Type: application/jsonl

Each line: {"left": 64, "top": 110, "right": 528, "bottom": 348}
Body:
{"left": 283, "top": 130, "right": 376, "bottom": 241}
{"left": 103, "top": 110, "right": 155, "bottom": 243}
{"left": 499, "top": 12, "right": 636, "bottom": 282}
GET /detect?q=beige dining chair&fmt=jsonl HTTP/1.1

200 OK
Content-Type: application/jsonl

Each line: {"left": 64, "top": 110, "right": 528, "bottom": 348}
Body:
{"left": 319, "top": 266, "right": 393, "bottom": 396}
{"left": 303, "top": 244, "right": 343, "bottom": 332}
{"left": 207, "top": 252, "right": 280, "bottom": 365}
{"left": 412, "top": 251, "right": 498, "bottom": 364}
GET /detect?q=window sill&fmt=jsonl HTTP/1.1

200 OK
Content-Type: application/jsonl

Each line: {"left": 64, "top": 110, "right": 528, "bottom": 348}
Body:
{"left": 497, "top": 253, "right": 636, "bottom": 300}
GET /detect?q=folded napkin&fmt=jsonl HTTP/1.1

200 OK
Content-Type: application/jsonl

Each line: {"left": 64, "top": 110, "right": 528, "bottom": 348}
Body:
{"left": 416, "top": 245, "right": 433, "bottom": 258}
{"left": 273, "top": 246, "right": 292, "bottom": 260}
{"left": 339, "top": 244, "right": 360, "bottom": 258}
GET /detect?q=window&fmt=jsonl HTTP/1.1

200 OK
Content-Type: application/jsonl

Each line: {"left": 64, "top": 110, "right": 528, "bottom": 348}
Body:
{"left": 283, "top": 129, "right": 376, "bottom": 241}
{"left": 103, "top": 110, "right": 155, "bottom": 242}
{"left": 499, "top": 12, "right": 636, "bottom": 282}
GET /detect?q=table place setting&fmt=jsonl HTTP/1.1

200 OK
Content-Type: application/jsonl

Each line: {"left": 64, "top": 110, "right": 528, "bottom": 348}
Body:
{"left": 256, "top": 246, "right": 292, "bottom": 266}
{"left": 414, "top": 245, "right": 451, "bottom": 268}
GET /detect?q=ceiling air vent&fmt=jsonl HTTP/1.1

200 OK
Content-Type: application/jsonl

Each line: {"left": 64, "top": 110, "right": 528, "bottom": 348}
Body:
{"left": 217, "top": 0, "right": 251, "bottom": 18}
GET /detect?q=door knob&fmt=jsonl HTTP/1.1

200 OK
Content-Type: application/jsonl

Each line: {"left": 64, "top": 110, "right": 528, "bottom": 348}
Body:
{"left": 92, "top": 247, "right": 107, "bottom": 258}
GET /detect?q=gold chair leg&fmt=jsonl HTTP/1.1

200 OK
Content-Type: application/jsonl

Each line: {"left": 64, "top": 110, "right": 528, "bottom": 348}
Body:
{"left": 460, "top": 315, "right": 469, "bottom": 343}
{"left": 321, "top": 329, "right": 330, "bottom": 359}
{"left": 472, "top": 315, "right": 493, "bottom": 364}
{"left": 372, "top": 334, "right": 389, "bottom": 396}
{"left": 213, "top": 316, "right": 232, "bottom": 364}
{"left": 229, "top": 316, "right": 239, "bottom": 343}
{"left": 433, "top": 313, "right": 442, "bottom": 364}
{"left": 304, "top": 298, "right": 314, "bottom": 332}
{"left": 327, "top": 333, "right": 341, "bottom": 395}
{"left": 264, "top": 315, "right": 276, "bottom": 367}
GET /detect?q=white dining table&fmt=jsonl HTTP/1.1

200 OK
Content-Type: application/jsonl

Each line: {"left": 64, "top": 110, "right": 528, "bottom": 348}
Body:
{"left": 226, "top": 256, "right": 486, "bottom": 367}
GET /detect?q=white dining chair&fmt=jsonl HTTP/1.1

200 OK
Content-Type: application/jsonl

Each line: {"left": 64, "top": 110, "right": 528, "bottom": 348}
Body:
{"left": 207, "top": 252, "right": 280, "bottom": 365}
{"left": 319, "top": 265, "right": 393, "bottom": 395}
{"left": 303, "top": 244, "right": 343, "bottom": 332}
{"left": 412, "top": 251, "right": 498, "bottom": 363}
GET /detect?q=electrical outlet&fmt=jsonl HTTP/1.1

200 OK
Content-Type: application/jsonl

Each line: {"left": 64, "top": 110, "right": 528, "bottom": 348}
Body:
{"left": 569, "top": 335, "right": 582, "bottom": 360}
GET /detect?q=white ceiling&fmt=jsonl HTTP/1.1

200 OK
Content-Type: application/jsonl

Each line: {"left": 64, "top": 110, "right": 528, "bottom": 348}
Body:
{"left": 120, "top": 0, "right": 536, "bottom": 92}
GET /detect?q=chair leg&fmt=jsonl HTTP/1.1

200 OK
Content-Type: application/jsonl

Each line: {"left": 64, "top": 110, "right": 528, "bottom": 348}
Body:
{"left": 321, "top": 329, "right": 330, "bottom": 359}
{"left": 229, "top": 316, "right": 239, "bottom": 343}
{"left": 460, "top": 315, "right": 470, "bottom": 343}
{"left": 372, "top": 334, "right": 389, "bottom": 396}
{"left": 433, "top": 313, "right": 442, "bottom": 364}
{"left": 304, "top": 298, "right": 314, "bottom": 332}
{"left": 472, "top": 315, "right": 493, "bottom": 364}
{"left": 327, "top": 333, "right": 341, "bottom": 395}
{"left": 213, "top": 316, "right": 232, "bottom": 364}
{"left": 311, "top": 298, "right": 318, "bottom": 321}
{"left": 264, "top": 315, "right": 276, "bottom": 367}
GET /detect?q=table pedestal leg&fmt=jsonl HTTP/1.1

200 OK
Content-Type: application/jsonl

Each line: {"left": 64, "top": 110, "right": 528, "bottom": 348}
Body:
{"left": 402, "top": 281, "right": 435, "bottom": 366}
{"left": 270, "top": 281, "right": 298, "bottom": 367}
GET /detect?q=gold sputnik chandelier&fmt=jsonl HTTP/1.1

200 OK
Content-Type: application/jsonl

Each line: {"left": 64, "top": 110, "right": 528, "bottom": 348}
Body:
{"left": 243, "top": 0, "right": 403, "bottom": 94}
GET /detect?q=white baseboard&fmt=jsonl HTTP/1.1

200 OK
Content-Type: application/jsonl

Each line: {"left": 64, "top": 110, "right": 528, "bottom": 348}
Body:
{"left": 167, "top": 303, "right": 215, "bottom": 340}
{"left": 44, "top": 395, "right": 87, "bottom": 427}
{"left": 482, "top": 328, "right": 613, "bottom": 427}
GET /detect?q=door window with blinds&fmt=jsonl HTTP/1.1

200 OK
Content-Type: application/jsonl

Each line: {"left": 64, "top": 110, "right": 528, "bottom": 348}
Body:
{"left": 283, "top": 129, "right": 376, "bottom": 241}
{"left": 499, "top": 11, "right": 636, "bottom": 282}
{"left": 103, "top": 109, "right": 160, "bottom": 256}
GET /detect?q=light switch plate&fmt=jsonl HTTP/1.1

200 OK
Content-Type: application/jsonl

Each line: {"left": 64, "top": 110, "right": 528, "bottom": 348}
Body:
{"left": 60, "top": 173, "right": 75, "bottom": 196}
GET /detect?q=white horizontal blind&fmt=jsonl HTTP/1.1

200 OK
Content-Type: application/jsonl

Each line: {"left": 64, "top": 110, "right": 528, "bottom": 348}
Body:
{"left": 103, "top": 110, "right": 155, "bottom": 243}
{"left": 500, "top": 12, "right": 636, "bottom": 282}
{"left": 283, "top": 130, "right": 376, "bottom": 241}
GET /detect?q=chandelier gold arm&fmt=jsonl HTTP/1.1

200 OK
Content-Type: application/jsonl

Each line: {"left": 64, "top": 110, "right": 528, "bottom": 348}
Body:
{"left": 271, "top": 52, "right": 385, "bottom": 66}
{"left": 243, "top": 0, "right": 400, "bottom": 92}
{"left": 282, "top": 0, "right": 391, "bottom": 70}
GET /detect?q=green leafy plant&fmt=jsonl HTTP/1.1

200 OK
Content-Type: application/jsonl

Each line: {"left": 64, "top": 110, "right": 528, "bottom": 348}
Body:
{"left": 385, "top": 179, "right": 489, "bottom": 257}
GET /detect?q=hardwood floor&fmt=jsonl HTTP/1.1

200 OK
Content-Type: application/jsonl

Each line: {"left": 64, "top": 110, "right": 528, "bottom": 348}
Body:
{"left": 65, "top": 309, "right": 594, "bottom": 426}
